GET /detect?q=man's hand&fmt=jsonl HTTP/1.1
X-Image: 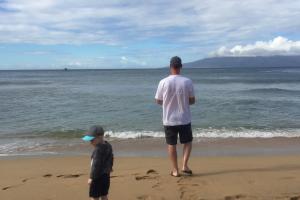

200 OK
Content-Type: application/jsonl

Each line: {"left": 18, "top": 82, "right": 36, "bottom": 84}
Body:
{"left": 189, "top": 97, "right": 195, "bottom": 105}
{"left": 88, "top": 178, "right": 92, "bottom": 185}
{"left": 155, "top": 99, "right": 163, "bottom": 105}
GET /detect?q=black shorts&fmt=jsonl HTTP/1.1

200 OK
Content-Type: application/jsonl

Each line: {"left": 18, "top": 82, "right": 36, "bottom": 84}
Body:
{"left": 89, "top": 173, "right": 110, "bottom": 198}
{"left": 164, "top": 123, "right": 193, "bottom": 145}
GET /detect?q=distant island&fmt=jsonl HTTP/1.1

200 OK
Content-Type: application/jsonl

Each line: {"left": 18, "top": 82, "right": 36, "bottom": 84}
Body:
{"left": 184, "top": 55, "right": 300, "bottom": 68}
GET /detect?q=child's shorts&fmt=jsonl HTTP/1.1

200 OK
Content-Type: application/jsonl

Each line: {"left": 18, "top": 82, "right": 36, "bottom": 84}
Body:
{"left": 89, "top": 173, "right": 110, "bottom": 198}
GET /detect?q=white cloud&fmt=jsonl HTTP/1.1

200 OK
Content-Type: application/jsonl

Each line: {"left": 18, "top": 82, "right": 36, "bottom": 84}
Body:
{"left": 120, "top": 56, "right": 147, "bottom": 67}
{"left": 210, "top": 36, "right": 300, "bottom": 57}
{"left": 1, "top": 0, "right": 300, "bottom": 69}
{"left": 67, "top": 61, "right": 82, "bottom": 67}
{"left": 1, "top": 0, "right": 300, "bottom": 46}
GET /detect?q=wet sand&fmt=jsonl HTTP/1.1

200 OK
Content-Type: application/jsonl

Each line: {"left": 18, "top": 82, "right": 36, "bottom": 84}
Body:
{"left": 13, "top": 137, "right": 300, "bottom": 158}
{"left": 2, "top": 137, "right": 300, "bottom": 199}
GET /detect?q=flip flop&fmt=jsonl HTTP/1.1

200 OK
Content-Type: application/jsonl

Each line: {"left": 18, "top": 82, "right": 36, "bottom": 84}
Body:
{"left": 170, "top": 171, "right": 180, "bottom": 177}
{"left": 181, "top": 170, "right": 193, "bottom": 175}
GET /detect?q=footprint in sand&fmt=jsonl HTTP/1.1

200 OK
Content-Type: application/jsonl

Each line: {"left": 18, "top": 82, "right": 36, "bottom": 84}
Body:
{"left": 176, "top": 177, "right": 184, "bottom": 183}
{"left": 137, "top": 195, "right": 150, "bottom": 200}
{"left": 146, "top": 169, "right": 158, "bottom": 175}
{"left": 4, "top": 174, "right": 51, "bottom": 191}
{"left": 280, "top": 176, "right": 295, "bottom": 180}
{"left": 22, "top": 178, "right": 29, "bottom": 183}
{"left": 3, "top": 178, "right": 35, "bottom": 190}
{"left": 137, "top": 195, "right": 165, "bottom": 200}
{"left": 179, "top": 189, "right": 186, "bottom": 199}
{"left": 2, "top": 183, "right": 24, "bottom": 191}
{"left": 135, "top": 169, "right": 159, "bottom": 181}
{"left": 224, "top": 194, "right": 246, "bottom": 200}
{"left": 2, "top": 186, "right": 13, "bottom": 191}
{"left": 56, "top": 174, "right": 84, "bottom": 178}
{"left": 135, "top": 175, "right": 152, "bottom": 180}
{"left": 178, "top": 183, "right": 199, "bottom": 187}
{"left": 179, "top": 186, "right": 200, "bottom": 199}
{"left": 134, "top": 169, "right": 162, "bottom": 191}
{"left": 152, "top": 182, "right": 160, "bottom": 188}
{"left": 43, "top": 174, "right": 53, "bottom": 178}
{"left": 290, "top": 196, "right": 300, "bottom": 200}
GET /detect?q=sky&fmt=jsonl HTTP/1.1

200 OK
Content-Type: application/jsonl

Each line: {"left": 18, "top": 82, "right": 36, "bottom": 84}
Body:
{"left": 1, "top": 0, "right": 300, "bottom": 69}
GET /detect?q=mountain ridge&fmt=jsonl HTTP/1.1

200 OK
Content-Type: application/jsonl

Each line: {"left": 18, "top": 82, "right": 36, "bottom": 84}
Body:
{"left": 184, "top": 55, "right": 300, "bottom": 68}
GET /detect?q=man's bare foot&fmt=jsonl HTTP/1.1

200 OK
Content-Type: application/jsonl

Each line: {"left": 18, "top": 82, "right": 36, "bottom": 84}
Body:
{"left": 170, "top": 170, "right": 180, "bottom": 177}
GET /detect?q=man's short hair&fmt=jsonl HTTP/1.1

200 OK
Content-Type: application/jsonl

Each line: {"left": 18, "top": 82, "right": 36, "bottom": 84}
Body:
{"left": 170, "top": 56, "right": 182, "bottom": 69}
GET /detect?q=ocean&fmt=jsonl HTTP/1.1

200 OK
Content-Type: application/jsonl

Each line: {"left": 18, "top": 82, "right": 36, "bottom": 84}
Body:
{"left": 0, "top": 67, "right": 300, "bottom": 156}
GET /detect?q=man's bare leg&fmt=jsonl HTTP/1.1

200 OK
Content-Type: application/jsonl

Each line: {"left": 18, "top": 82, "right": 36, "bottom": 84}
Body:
{"left": 168, "top": 145, "right": 179, "bottom": 176}
{"left": 182, "top": 142, "right": 192, "bottom": 171}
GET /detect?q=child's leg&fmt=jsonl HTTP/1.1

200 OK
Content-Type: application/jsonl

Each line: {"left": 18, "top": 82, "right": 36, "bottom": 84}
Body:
{"left": 100, "top": 196, "right": 108, "bottom": 200}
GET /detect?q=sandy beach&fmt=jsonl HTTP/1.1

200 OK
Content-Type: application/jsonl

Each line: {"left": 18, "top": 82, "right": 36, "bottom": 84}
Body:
{"left": 1, "top": 153, "right": 300, "bottom": 200}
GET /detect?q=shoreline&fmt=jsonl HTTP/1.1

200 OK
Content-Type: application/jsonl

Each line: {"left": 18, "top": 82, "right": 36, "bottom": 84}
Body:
{"left": 2, "top": 137, "right": 300, "bottom": 159}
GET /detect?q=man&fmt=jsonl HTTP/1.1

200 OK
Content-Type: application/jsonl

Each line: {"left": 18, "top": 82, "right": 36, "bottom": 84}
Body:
{"left": 155, "top": 56, "right": 195, "bottom": 177}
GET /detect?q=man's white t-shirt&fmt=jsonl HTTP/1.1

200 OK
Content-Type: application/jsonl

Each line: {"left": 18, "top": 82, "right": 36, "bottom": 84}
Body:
{"left": 155, "top": 75, "right": 195, "bottom": 126}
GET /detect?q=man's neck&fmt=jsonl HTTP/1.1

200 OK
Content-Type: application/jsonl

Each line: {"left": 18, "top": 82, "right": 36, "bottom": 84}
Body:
{"left": 170, "top": 68, "right": 181, "bottom": 75}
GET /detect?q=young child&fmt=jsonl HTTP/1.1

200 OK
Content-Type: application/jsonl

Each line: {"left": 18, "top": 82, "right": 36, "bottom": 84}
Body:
{"left": 82, "top": 125, "right": 114, "bottom": 200}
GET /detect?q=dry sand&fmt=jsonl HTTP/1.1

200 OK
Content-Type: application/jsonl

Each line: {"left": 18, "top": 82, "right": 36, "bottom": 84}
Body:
{"left": 1, "top": 155, "right": 300, "bottom": 200}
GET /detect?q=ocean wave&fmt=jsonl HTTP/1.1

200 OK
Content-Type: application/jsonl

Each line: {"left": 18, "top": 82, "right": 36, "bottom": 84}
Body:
{"left": 2, "top": 128, "right": 300, "bottom": 139}
{"left": 109, "top": 128, "right": 300, "bottom": 138}
{"left": 0, "top": 129, "right": 85, "bottom": 139}
{"left": 0, "top": 80, "right": 51, "bottom": 86}
{"left": 104, "top": 129, "right": 300, "bottom": 139}
{"left": 1, "top": 128, "right": 300, "bottom": 157}
{"left": 196, "top": 79, "right": 300, "bottom": 84}
{"left": 0, "top": 138, "right": 71, "bottom": 155}
{"left": 105, "top": 131, "right": 164, "bottom": 139}
{"left": 0, "top": 140, "right": 49, "bottom": 154}
{"left": 240, "top": 88, "right": 300, "bottom": 94}
{"left": 193, "top": 127, "right": 300, "bottom": 138}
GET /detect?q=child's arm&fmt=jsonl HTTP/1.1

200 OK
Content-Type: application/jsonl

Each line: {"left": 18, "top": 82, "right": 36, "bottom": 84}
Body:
{"left": 111, "top": 152, "right": 114, "bottom": 172}
{"left": 90, "top": 148, "right": 103, "bottom": 180}
{"left": 110, "top": 143, "right": 114, "bottom": 172}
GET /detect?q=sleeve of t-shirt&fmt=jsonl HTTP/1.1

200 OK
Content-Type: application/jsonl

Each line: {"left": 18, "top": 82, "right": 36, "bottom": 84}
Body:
{"left": 188, "top": 80, "right": 195, "bottom": 97}
{"left": 155, "top": 80, "right": 163, "bottom": 100}
{"left": 90, "top": 148, "right": 103, "bottom": 179}
{"left": 108, "top": 143, "right": 114, "bottom": 171}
